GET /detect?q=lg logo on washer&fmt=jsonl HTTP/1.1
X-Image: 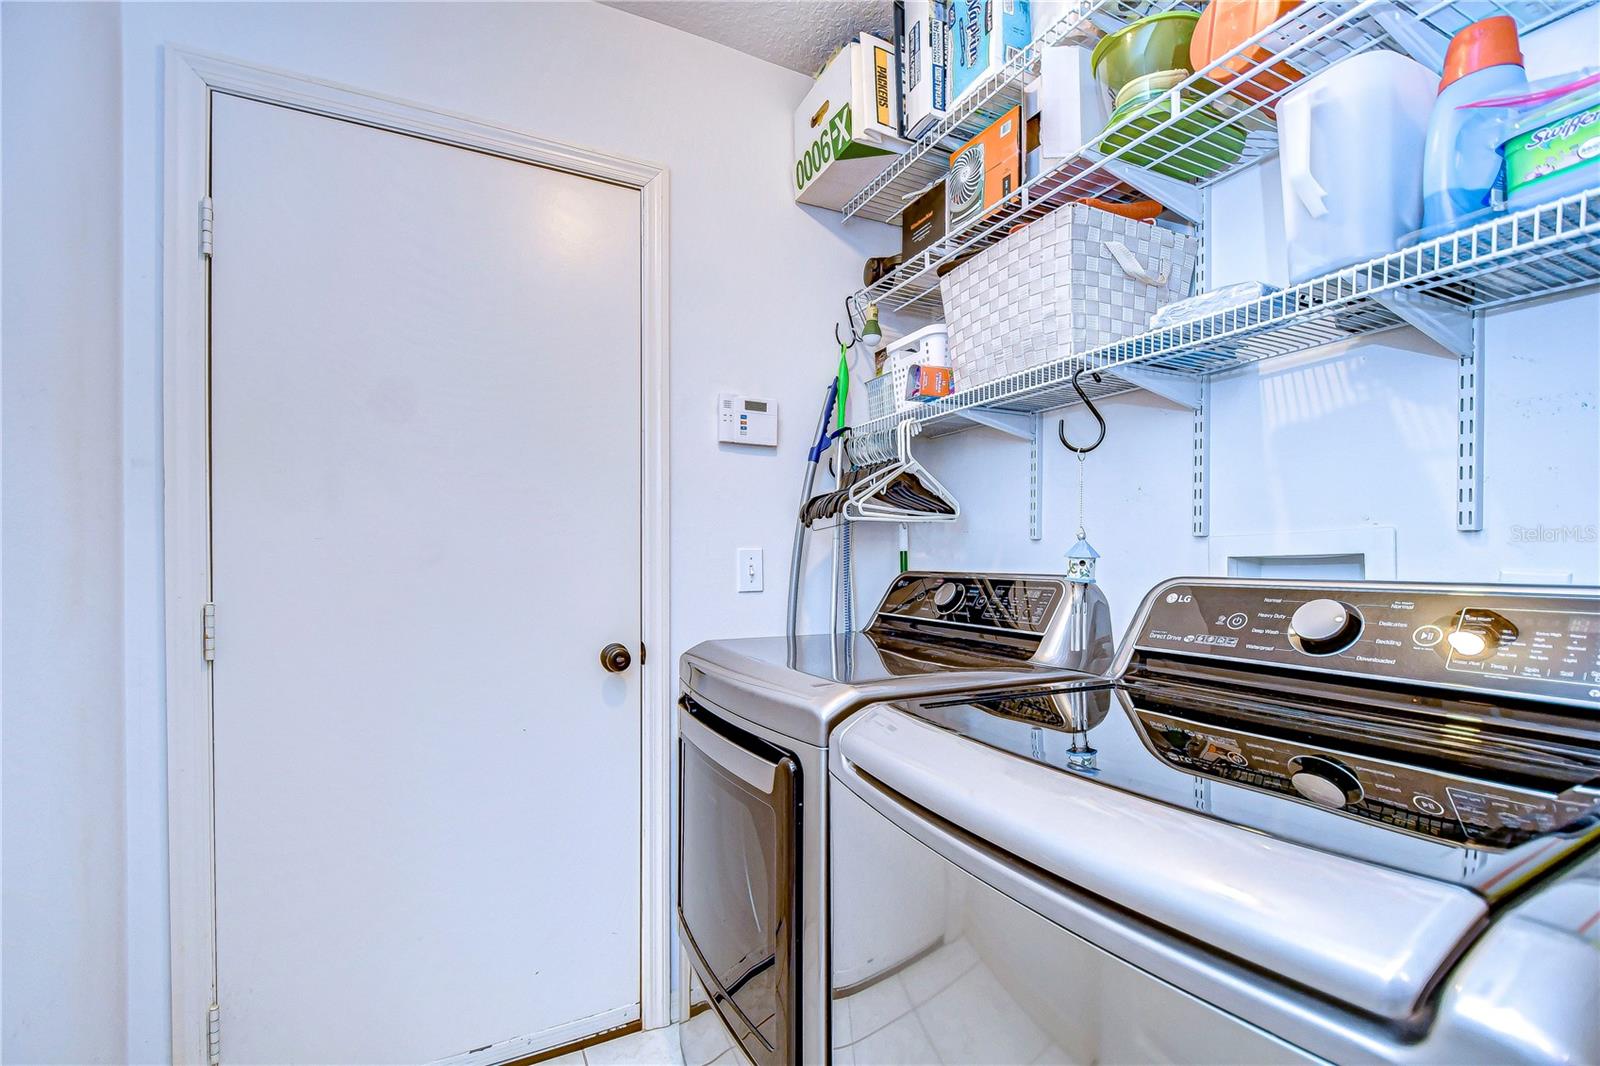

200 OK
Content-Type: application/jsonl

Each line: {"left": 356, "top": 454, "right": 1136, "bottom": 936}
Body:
{"left": 1166, "top": 592, "right": 1193, "bottom": 604}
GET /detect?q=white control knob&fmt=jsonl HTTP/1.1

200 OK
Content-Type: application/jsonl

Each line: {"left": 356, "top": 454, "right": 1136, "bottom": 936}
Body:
{"left": 1288, "top": 755, "right": 1364, "bottom": 808}
{"left": 933, "top": 581, "right": 965, "bottom": 613}
{"left": 1289, "top": 598, "right": 1362, "bottom": 655}
{"left": 1292, "top": 599, "right": 1350, "bottom": 641}
{"left": 1291, "top": 772, "right": 1350, "bottom": 808}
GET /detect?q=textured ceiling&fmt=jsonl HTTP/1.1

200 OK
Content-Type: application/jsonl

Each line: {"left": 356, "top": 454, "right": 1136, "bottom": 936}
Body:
{"left": 599, "top": 1, "right": 894, "bottom": 76}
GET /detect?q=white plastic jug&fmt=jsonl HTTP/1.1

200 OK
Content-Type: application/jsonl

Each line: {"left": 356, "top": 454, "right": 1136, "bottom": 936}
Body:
{"left": 1277, "top": 51, "right": 1438, "bottom": 283}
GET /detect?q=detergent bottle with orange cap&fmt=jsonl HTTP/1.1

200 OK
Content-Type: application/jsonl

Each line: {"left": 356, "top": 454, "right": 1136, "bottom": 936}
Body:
{"left": 1421, "top": 15, "right": 1528, "bottom": 233}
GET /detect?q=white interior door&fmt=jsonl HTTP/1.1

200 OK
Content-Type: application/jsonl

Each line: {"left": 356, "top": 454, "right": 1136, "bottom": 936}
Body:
{"left": 208, "top": 93, "right": 642, "bottom": 1064}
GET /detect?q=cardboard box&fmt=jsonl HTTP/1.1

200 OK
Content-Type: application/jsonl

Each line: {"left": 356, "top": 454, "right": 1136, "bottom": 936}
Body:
{"left": 901, "top": 179, "right": 948, "bottom": 260}
{"left": 949, "top": 0, "right": 1031, "bottom": 106}
{"left": 946, "top": 106, "right": 1022, "bottom": 231}
{"left": 793, "top": 34, "right": 908, "bottom": 210}
{"left": 905, "top": 364, "right": 955, "bottom": 401}
{"left": 895, "top": 1, "right": 951, "bottom": 140}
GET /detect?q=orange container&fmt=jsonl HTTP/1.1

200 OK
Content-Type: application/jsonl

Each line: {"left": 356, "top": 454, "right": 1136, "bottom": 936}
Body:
{"left": 1190, "top": 0, "right": 1304, "bottom": 111}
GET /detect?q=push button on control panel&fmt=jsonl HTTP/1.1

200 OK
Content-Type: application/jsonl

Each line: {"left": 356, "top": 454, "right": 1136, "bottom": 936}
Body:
{"left": 1412, "top": 624, "right": 1444, "bottom": 648}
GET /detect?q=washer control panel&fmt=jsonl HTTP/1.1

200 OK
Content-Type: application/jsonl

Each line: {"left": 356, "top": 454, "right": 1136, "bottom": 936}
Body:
{"left": 1135, "top": 582, "right": 1600, "bottom": 705}
{"left": 1134, "top": 709, "right": 1597, "bottom": 849}
{"left": 876, "top": 572, "right": 1066, "bottom": 635}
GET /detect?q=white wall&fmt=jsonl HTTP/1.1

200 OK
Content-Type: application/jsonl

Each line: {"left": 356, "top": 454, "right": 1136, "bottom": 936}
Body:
{"left": 855, "top": 12, "right": 1600, "bottom": 636}
{"left": 1, "top": 3, "right": 130, "bottom": 1063}
{"left": 3, "top": 2, "right": 894, "bottom": 1061}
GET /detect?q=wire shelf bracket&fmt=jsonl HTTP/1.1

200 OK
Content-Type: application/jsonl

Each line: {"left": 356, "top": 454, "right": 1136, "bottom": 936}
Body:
{"left": 1372, "top": 290, "right": 1474, "bottom": 356}
{"left": 1115, "top": 366, "right": 1204, "bottom": 408}
{"left": 1095, "top": 155, "right": 1205, "bottom": 223}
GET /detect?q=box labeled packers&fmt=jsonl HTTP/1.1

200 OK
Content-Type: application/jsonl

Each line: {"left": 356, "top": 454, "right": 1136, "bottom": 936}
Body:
{"left": 793, "top": 34, "right": 909, "bottom": 210}
{"left": 901, "top": 179, "right": 947, "bottom": 260}
{"left": 946, "top": 106, "right": 1022, "bottom": 232}
{"left": 949, "top": 0, "right": 1031, "bottom": 106}
{"left": 895, "top": 1, "right": 951, "bottom": 140}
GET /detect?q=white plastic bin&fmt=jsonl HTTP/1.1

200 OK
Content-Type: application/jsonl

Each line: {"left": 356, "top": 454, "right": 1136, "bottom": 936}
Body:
{"left": 1277, "top": 51, "right": 1438, "bottom": 283}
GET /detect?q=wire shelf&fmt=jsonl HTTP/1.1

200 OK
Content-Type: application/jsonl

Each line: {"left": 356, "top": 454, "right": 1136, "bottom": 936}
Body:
{"left": 850, "top": 187, "right": 1600, "bottom": 440}
{"left": 851, "top": 0, "right": 1594, "bottom": 319}
{"left": 841, "top": 0, "right": 1202, "bottom": 224}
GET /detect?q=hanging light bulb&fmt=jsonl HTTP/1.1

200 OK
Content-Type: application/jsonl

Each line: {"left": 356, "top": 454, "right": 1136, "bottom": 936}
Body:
{"left": 861, "top": 302, "right": 883, "bottom": 348}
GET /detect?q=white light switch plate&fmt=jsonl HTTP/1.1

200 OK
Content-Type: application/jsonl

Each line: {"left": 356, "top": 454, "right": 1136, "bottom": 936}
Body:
{"left": 737, "top": 548, "right": 763, "bottom": 593}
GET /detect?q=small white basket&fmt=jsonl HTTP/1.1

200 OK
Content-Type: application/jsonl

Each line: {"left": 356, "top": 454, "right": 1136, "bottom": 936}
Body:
{"left": 940, "top": 204, "right": 1197, "bottom": 390}
{"left": 864, "top": 373, "right": 897, "bottom": 422}
{"left": 864, "top": 323, "right": 951, "bottom": 420}
{"left": 884, "top": 324, "right": 950, "bottom": 412}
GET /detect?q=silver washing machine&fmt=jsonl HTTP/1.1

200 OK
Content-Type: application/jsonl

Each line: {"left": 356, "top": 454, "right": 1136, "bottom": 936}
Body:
{"left": 830, "top": 578, "right": 1600, "bottom": 1064}
{"left": 677, "top": 571, "right": 1114, "bottom": 1066}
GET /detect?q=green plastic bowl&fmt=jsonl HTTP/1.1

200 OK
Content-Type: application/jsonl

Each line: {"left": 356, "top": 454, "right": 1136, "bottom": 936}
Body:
{"left": 1090, "top": 12, "right": 1201, "bottom": 102}
{"left": 1096, "top": 90, "right": 1246, "bottom": 182}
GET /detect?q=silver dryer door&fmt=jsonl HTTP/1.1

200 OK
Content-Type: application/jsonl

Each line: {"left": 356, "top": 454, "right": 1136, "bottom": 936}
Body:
{"left": 678, "top": 696, "right": 798, "bottom": 1066}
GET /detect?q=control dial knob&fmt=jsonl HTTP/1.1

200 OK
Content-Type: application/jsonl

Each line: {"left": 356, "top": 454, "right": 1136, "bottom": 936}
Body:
{"left": 933, "top": 580, "right": 966, "bottom": 613}
{"left": 1289, "top": 598, "right": 1363, "bottom": 655}
{"left": 1287, "top": 755, "right": 1364, "bottom": 809}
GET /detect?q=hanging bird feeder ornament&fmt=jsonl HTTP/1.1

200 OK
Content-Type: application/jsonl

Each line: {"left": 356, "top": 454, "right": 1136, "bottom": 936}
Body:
{"left": 1066, "top": 532, "right": 1099, "bottom": 584}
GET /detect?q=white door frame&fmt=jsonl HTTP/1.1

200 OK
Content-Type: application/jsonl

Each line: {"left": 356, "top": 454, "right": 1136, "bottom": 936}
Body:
{"left": 161, "top": 48, "right": 673, "bottom": 1064}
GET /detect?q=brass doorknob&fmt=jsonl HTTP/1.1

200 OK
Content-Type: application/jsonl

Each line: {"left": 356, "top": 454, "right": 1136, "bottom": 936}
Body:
{"left": 600, "top": 642, "right": 632, "bottom": 673}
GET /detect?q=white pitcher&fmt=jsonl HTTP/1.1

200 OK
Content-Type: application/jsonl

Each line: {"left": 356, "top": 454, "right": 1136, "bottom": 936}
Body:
{"left": 1277, "top": 50, "right": 1439, "bottom": 283}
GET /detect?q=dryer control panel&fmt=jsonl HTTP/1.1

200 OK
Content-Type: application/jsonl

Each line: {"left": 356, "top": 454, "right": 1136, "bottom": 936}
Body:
{"left": 876, "top": 572, "right": 1066, "bottom": 634}
{"left": 1133, "top": 581, "right": 1600, "bottom": 707}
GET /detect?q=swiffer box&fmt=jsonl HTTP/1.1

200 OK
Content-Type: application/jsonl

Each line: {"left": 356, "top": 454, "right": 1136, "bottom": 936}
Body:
{"left": 946, "top": 106, "right": 1022, "bottom": 231}
{"left": 949, "top": 0, "right": 1031, "bottom": 106}
{"left": 793, "top": 35, "right": 908, "bottom": 210}
{"left": 896, "top": 1, "right": 951, "bottom": 140}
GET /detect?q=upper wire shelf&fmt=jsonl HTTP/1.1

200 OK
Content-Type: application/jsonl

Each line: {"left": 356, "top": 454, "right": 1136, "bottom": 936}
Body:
{"left": 841, "top": 0, "right": 1202, "bottom": 224}
{"left": 850, "top": 187, "right": 1600, "bottom": 440}
{"left": 851, "top": 0, "right": 1594, "bottom": 320}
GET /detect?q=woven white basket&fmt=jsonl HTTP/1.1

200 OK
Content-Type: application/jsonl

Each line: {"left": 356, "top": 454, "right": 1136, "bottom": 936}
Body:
{"left": 940, "top": 204, "right": 1197, "bottom": 391}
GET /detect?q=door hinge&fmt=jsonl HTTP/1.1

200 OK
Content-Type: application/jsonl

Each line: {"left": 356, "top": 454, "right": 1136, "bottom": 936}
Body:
{"left": 207, "top": 1002, "right": 221, "bottom": 1065}
{"left": 202, "top": 602, "right": 217, "bottom": 662}
{"left": 200, "top": 196, "right": 214, "bottom": 258}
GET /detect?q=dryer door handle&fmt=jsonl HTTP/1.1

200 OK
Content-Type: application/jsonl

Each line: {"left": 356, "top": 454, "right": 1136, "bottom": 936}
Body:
{"left": 832, "top": 704, "right": 1486, "bottom": 1021}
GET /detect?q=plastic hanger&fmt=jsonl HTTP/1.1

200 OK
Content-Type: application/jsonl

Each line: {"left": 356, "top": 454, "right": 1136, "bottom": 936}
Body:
{"left": 845, "top": 420, "right": 959, "bottom": 523}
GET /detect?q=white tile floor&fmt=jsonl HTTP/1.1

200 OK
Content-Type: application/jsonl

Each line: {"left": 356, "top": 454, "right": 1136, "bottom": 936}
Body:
{"left": 830, "top": 938, "right": 1068, "bottom": 1066}
{"left": 560, "top": 1008, "right": 738, "bottom": 1066}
